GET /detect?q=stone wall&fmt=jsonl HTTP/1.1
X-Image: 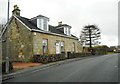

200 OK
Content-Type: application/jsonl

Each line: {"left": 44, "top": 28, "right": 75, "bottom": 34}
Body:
{"left": 2, "top": 18, "right": 33, "bottom": 62}
{"left": 33, "top": 32, "right": 82, "bottom": 57}
{"left": 2, "top": 16, "right": 82, "bottom": 62}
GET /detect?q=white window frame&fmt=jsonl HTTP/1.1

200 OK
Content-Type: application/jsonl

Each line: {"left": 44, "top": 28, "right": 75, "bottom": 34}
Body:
{"left": 37, "top": 18, "right": 44, "bottom": 30}
{"left": 64, "top": 26, "right": 71, "bottom": 36}
{"left": 43, "top": 20, "right": 49, "bottom": 31}
{"left": 42, "top": 39, "right": 48, "bottom": 54}
{"left": 37, "top": 18, "right": 49, "bottom": 31}
{"left": 56, "top": 41, "right": 61, "bottom": 54}
{"left": 61, "top": 41, "right": 65, "bottom": 52}
{"left": 64, "top": 27, "right": 67, "bottom": 34}
{"left": 72, "top": 42, "right": 75, "bottom": 52}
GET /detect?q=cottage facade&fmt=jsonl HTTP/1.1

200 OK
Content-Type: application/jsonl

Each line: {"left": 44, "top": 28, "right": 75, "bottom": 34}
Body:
{"left": 1, "top": 5, "right": 82, "bottom": 62}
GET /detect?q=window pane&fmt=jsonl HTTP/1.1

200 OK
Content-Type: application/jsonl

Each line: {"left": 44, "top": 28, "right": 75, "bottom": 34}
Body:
{"left": 72, "top": 42, "right": 75, "bottom": 52}
{"left": 42, "top": 39, "right": 48, "bottom": 54}
{"left": 56, "top": 41, "right": 61, "bottom": 54}
{"left": 61, "top": 41, "right": 64, "bottom": 52}
{"left": 67, "top": 27, "right": 69, "bottom": 35}
{"left": 44, "top": 20, "right": 47, "bottom": 31}
{"left": 69, "top": 28, "right": 70, "bottom": 35}
{"left": 65, "top": 27, "right": 67, "bottom": 34}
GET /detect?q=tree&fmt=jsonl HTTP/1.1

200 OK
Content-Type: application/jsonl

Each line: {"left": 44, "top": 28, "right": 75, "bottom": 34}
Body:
{"left": 0, "top": 18, "right": 6, "bottom": 34}
{"left": 80, "top": 24, "right": 101, "bottom": 48}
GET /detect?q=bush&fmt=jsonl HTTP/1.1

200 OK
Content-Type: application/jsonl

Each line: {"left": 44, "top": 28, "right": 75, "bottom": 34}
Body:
{"left": 92, "top": 47, "right": 108, "bottom": 55}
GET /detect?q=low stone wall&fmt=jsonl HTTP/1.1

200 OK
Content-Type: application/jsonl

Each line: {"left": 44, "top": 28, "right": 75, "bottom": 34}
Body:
{"left": 33, "top": 53, "right": 66, "bottom": 64}
{"left": 67, "top": 52, "right": 92, "bottom": 59}
{"left": 32, "top": 52, "right": 92, "bottom": 63}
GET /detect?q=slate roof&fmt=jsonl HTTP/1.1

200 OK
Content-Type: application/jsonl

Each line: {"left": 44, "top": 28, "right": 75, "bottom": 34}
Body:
{"left": 16, "top": 15, "right": 78, "bottom": 39}
{"left": 56, "top": 24, "right": 71, "bottom": 28}
{"left": 17, "top": 15, "right": 40, "bottom": 30}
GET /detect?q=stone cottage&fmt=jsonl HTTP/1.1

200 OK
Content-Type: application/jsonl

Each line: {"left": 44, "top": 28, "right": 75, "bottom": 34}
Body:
{"left": 1, "top": 5, "right": 82, "bottom": 62}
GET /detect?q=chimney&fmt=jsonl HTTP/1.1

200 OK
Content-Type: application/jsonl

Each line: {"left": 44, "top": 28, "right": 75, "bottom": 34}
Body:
{"left": 58, "top": 21, "right": 62, "bottom": 25}
{"left": 12, "top": 5, "right": 21, "bottom": 16}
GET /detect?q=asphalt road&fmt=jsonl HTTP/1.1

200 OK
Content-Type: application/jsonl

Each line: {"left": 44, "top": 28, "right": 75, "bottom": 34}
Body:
{"left": 4, "top": 54, "right": 118, "bottom": 82}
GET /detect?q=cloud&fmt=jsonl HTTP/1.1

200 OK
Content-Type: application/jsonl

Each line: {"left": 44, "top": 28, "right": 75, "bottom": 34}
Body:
{"left": 101, "top": 34, "right": 118, "bottom": 46}
{"left": 0, "top": 0, "right": 119, "bottom": 46}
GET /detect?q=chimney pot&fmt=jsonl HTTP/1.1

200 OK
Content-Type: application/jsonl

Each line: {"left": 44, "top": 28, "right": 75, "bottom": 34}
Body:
{"left": 12, "top": 5, "right": 21, "bottom": 16}
{"left": 58, "top": 21, "right": 62, "bottom": 25}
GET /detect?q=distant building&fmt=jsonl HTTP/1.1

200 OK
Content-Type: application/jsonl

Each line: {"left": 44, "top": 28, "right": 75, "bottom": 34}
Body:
{"left": 1, "top": 5, "right": 82, "bottom": 62}
{"left": 109, "top": 45, "right": 120, "bottom": 53}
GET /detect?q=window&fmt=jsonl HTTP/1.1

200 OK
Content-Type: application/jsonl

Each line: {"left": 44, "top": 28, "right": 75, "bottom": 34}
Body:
{"left": 43, "top": 20, "right": 48, "bottom": 31}
{"left": 56, "top": 41, "right": 61, "bottom": 54}
{"left": 64, "top": 27, "right": 71, "bottom": 36}
{"left": 68, "top": 28, "right": 71, "bottom": 36}
{"left": 37, "top": 18, "right": 48, "bottom": 31}
{"left": 56, "top": 41, "right": 65, "bottom": 54}
{"left": 64, "top": 27, "right": 67, "bottom": 34}
{"left": 72, "top": 42, "right": 75, "bottom": 52}
{"left": 67, "top": 27, "right": 70, "bottom": 35}
{"left": 61, "top": 41, "right": 65, "bottom": 53}
{"left": 42, "top": 39, "right": 48, "bottom": 54}
{"left": 37, "top": 18, "right": 43, "bottom": 30}
{"left": 37, "top": 19, "right": 40, "bottom": 29}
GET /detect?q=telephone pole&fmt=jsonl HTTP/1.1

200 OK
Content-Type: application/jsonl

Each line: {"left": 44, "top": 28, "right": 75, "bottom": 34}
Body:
{"left": 5, "top": 0, "right": 10, "bottom": 73}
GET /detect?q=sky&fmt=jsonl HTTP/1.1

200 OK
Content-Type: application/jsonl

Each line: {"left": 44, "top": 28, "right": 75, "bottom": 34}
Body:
{"left": 0, "top": 0, "right": 119, "bottom": 47}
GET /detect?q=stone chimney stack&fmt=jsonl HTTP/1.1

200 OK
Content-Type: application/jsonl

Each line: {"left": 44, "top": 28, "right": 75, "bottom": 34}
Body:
{"left": 58, "top": 21, "right": 62, "bottom": 25}
{"left": 12, "top": 5, "right": 21, "bottom": 16}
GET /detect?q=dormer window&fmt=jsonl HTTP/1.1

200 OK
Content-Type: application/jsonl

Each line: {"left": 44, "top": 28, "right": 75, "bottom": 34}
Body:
{"left": 64, "top": 26, "right": 71, "bottom": 36}
{"left": 35, "top": 15, "right": 49, "bottom": 31}
{"left": 37, "top": 18, "right": 44, "bottom": 30}
{"left": 56, "top": 22, "right": 71, "bottom": 36}
{"left": 43, "top": 20, "right": 48, "bottom": 31}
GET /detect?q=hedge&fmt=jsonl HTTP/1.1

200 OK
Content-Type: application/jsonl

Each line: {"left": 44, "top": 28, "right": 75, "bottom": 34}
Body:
{"left": 92, "top": 48, "right": 107, "bottom": 55}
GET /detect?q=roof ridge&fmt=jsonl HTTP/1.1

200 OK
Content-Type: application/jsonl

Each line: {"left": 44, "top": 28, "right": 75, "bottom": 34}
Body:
{"left": 16, "top": 15, "right": 30, "bottom": 20}
{"left": 30, "top": 14, "right": 49, "bottom": 21}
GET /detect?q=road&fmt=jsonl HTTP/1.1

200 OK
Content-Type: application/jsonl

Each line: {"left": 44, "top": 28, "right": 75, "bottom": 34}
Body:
{"left": 4, "top": 54, "right": 118, "bottom": 82}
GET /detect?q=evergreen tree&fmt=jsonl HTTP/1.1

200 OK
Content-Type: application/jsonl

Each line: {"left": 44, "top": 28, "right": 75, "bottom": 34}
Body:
{"left": 80, "top": 24, "right": 101, "bottom": 48}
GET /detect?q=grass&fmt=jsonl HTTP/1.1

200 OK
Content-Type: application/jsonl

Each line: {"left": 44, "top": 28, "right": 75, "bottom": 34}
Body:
{"left": 107, "top": 52, "right": 115, "bottom": 54}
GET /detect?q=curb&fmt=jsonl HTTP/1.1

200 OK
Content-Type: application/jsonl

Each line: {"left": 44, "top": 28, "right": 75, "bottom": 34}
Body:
{"left": 2, "top": 57, "right": 84, "bottom": 81}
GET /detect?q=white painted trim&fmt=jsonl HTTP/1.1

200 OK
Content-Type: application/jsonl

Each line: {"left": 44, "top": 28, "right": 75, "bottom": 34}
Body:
{"left": 0, "top": 17, "right": 13, "bottom": 38}
{"left": 0, "top": 15, "right": 32, "bottom": 38}
{"left": 31, "top": 29, "right": 78, "bottom": 40}
{"left": 13, "top": 15, "right": 32, "bottom": 31}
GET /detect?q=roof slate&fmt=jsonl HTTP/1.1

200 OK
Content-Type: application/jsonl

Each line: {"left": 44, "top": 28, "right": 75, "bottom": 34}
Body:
{"left": 16, "top": 15, "right": 78, "bottom": 39}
